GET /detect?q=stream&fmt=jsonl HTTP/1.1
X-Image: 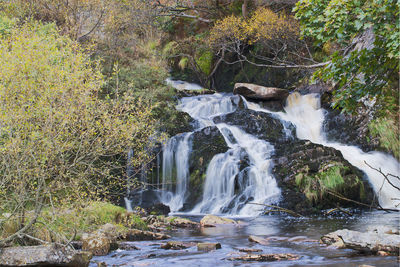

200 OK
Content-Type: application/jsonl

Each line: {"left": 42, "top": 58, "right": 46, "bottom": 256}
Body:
{"left": 91, "top": 211, "right": 399, "bottom": 266}
{"left": 102, "top": 82, "right": 399, "bottom": 266}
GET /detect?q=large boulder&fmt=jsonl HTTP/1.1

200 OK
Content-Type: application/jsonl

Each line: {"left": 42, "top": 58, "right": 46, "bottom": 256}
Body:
{"left": 184, "top": 126, "right": 229, "bottom": 209}
{"left": 322, "top": 105, "right": 379, "bottom": 153}
{"left": 321, "top": 229, "right": 400, "bottom": 255}
{"left": 82, "top": 223, "right": 119, "bottom": 256}
{"left": 272, "top": 140, "right": 375, "bottom": 214}
{"left": 233, "top": 83, "right": 289, "bottom": 101}
{"left": 82, "top": 224, "right": 170, "bottom": 256}
{"left": 0, "top": 244, "right": 92, "bottom": 267}
{"left": 200, "top": 215, "right": 237, "bottom": 227}
{"left": 213, "top": 108, "right": 294, "bottom": 144}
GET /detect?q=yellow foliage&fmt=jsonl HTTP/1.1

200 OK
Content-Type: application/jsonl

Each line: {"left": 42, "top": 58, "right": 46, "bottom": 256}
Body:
{"left": 246, "top": 7, "right": 299, "bottom": 43}
{"left": 209, "top": 7, "right": 299, "bottom": 48}
{"left": 0, "top": 21, "right": 160, "bottom": 216}
{"left": 208, "top": 15, "right": 247, "bottom": 46}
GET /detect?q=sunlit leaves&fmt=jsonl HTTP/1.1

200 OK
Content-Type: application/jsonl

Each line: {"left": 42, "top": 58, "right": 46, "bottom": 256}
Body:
{"left": 295, "top": 0, "right": 399, "bottom": 112}
{"left": 0, "top": 20, "right": 160, "bottom": 215}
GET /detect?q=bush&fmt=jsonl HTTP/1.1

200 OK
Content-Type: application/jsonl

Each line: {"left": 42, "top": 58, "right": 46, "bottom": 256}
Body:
{"left": 0, "top": 19, "right": 159, "bottom": 244}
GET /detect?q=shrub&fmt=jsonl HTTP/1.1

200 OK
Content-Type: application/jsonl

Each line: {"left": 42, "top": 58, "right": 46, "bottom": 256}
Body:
{"left": 0, "top": 19, "right": 159, "bottom": 243}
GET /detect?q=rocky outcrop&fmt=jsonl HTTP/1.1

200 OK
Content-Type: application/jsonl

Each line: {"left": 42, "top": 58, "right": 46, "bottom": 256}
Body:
{"left": 272, "top": 140, "right": 375, "bottom": 214}
{"left": 322, "top": 104, "right": 379, "bottom": 152}
{"left": 185, "top": 126, "right": 229, "bottom": 209}
{"left": 233, "top": 83, "right": 289, "bottom": 101}
{"left": 321, "top": 229, "right": 400, "bottom": 255}
{"left": 165, "top": 111, "right": 196, "bottom": 137}
{"left": 213, "top": 109, "right": 294, "bottom": 144}
{"left": 200, "top": 215, "right": 237, "bottom": 227}
{"left": 0, "top": 244, "right": 92, "bottom": 267}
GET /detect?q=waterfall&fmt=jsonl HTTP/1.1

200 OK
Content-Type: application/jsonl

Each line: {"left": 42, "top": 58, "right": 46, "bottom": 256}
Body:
{"left": 177, "top": 93, "right": 239, "bottom": 127}
{"left": 124, "top": 149, "right": 135, "bottom": 212}
{"left": 247, "top": 92, "right": 400, "bottom": 209}
{"left": 191, "top": 124, "right": 280, "bottom": 216}
{"left": 159, "top": 93, "right": 281, "bottom": 215}
{"left": 160, "top": 133, "right": 192, "bottom": 212}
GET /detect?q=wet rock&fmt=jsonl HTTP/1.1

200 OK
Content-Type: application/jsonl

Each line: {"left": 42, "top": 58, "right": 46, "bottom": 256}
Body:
{"left": 82, "top": 224, "right": 119, "bottom": 256}
{"left": 165, "top": 110, "right": 196, "bottom": 137}
{"left": 200, "top": 215, "right": 237, "bottom": 227}
{"left": 0, "top": 244, "right": 92, "bottom": 266}
{"left": 161, "top": 241, "right": 197, "bottom": 250}
{"left": 287, "top": 236, "right": 318, "bottom": 243}
{"left": 257, "top": 100, "right": 284, "bottom": 112}
{"left": 125, "top": 229, "right": 170, "bottom": 241}
{"left": 248, "top": 235, "right": 269, "bottom": 246}
{"left": 117, "top": 242, "right": 140, "bottom": 250}
{"left": 185, "top": 126, "right": 229, "bottom": 209}
{"left": 146, "top": 203, "right": 171, "bottom": 216}
{"left": 272, "top": 140, "right": 375, "bottom": 214}
{"left": 167, "top": 217, "right": 200, "bottom": 228}
{"left": 228, "top": 253, "right": 299, "bottom": 262}
{"left": 321, "top": 229, "right": 400, "bottom": 255}
{"left": 265, "top": 236, "right": 289, "bottom": 242}
{"left": 197, "top": 242, "right": 222, "bottom": 252}
{"left": 97, "top": 262, "right": 107, "bottom": 267}
{"left": 322, "top": 106, "right": 378, "bottom": 152}
{"left": 320, "top": 232, "right": 346, "bottom": 249}
{"left": 175, "top": 88, "right": 216, "bottom": 98}
{"left": 238, "top": 248, "right": 263, "bottom": 253}
{"left": 213, "top": 109, "right": 293, "bottom": 144}
{"left": 233, "top": 83, "right": 289, "bottom": 101}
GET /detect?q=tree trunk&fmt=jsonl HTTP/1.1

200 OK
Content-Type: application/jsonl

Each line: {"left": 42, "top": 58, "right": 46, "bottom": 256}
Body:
{"left": 242, "top": 0, "right": 248, "bottom": 18}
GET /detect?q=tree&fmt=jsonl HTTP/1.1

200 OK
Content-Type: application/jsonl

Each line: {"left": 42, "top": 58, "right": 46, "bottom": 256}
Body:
{"left": 0, "top": 20, "right": 160, "bottom": 245}
{"left": 208, "top": 7, "right": 322, "bottom": 69}
{"left": 294, "top": 0, "right": 399, "bottom": 112}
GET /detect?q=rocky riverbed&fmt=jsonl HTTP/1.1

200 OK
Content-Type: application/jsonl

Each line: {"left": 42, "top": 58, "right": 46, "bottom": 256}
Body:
{"left": 88, "top": 211, "right": 399, "bottom": 267}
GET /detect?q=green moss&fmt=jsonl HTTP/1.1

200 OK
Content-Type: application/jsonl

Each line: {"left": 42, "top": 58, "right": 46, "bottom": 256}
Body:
{"left": 178, "top": 57, "right": 189, "bottom": 70}
{"left": 369, "top": 117, "right": 399, "bottom": 160}
{"left": 1, "top": 201, "right": 148, "bottom": 244}
{"left": 295, "top": 163, "right": 349, "bottom": 203}
{"left": 196, "top": 50, "right": 213, "bottom": 76}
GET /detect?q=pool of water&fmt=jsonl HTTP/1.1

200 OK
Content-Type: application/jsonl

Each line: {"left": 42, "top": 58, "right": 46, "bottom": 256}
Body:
{"left": 90, "top": 211, "right": 399, "bottom": 267}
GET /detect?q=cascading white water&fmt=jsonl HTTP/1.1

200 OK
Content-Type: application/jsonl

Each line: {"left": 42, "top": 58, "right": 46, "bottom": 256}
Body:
{"left": 247, "top": 92, "right": 400, "bottom": 209}
{"left": 191, "top": 123, "right": 280, "bottom": 216}
{"left": 159, "top": 92, "right": 281, "bottom": 215}
{"left": 177, "top": 93, "right": 239, "bottom": 127}
{"left": 166, "top": 78, "right": 204, "bottom": 91}
{"left": 160, "top": 133, "right": 192, "bottom": 212}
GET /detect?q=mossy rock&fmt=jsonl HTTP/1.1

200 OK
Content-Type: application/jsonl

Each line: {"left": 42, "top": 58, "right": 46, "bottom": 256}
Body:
{"left": 164, "top": 110, "right": 196, "bottom": 137}
{"left": 272, "top": 140, "right": 375, "bottom": 214}
{"left": 183, "top": 126, "right": 229, "bottom": 209}
{"left": 213, "top": 108, "right": 294, "bottom": 144}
